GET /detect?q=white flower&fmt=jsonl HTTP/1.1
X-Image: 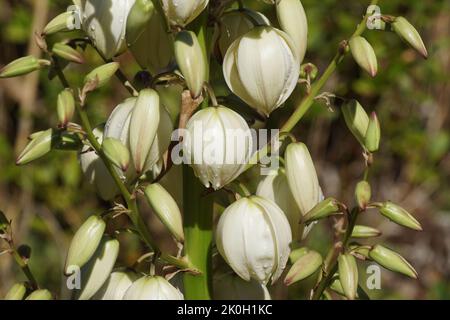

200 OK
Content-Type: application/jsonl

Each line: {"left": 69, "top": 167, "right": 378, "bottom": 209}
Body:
{"left": 82, "top": 0, "right": 135, "bottom": 59}
{"left": 183, "top": 106, "right": 253, "bottom": 190}
{"left": 162, "top": 0, "right": 209, "bottom": 27}
{"left": 285, "top": 142, "right": 322, "bottom": 216}
{"left": 223, "top": 26, "right": 300, "bottom": 116}
{"left": 94, "top": 270, "right": 138, "bottom": 300}
{"left": 216, "top": 196, "right": 292, "bottom": 284}
{"left": 124, "top": 276, "right": 184, "bottom": 300}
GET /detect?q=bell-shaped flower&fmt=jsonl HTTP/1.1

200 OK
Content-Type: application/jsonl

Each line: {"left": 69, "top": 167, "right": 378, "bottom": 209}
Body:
{"left": 216, "top": 196, "right": 292, "bottom": 284}
{"left": 124, "top": 276, "right": 184, "bottom": 300}
{"left": 161, "top": 0, "right": 209, "bottom": 27}
{"left": 223, "top": 26, "right": 300, "bottom": 116}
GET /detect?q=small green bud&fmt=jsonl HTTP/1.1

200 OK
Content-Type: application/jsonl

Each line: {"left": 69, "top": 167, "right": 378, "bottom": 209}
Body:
{"left": 5, "top": 283, "right": 27, "bottom": 300}
{"left": 329, "top": 278, "right": 346, "bottom": 296}
{"left": 364, "top": 112, "right": 381, "bottom": 152}
{"left": 392, "top": 17, "right": 428, "bottom": 59}
{"left": 0, "top": 56, "right": 50, "bottom": 78}
{"left": 289, "top": 247, "right": 309, "bottom": 264}
{"left": 349, "top": 244, "right": 371, "bottom": 260}
{"left": 16, "top": 129, "right": 53, "bottom": 165}
{"left": 342, "top": 100, "right": 370, "bottom": 146}
{"left": 25, "top": 289, "right": 53, "bottom": 300}
{"left": 52, "top": 43, "right": 85, "bottom": 64}
{"left": 144, "top": 183, "right": 184, "bottom": 242}
{"left": 84, "top": 62, "right": 120, "bottom": 88}
{"left": 369, "top": 244, "right": 418, "bottom": 279}
{"left": 174, "top": 31, "right": 207, "bottom": 98}
{"left": 126, "top": 0, "right": 155, "bottom": 46}
{"left": 77, "top": 236, "right": 120, "bottom": 300}
{"left": 65, "top": 215, "right": 106, "bottom": 275}
{"left": 338, "top": 253, "right": 358, "bottom": 300}
{"left": 284, "top": 250, "right": 322, "bottom": 285}
{"left": 355, "top": 180, "right": 371, "bottom": 209}
{"left": 103, "top": 138, "right": 131, "bottom": 172}
{"left": 303, "top": 197, "right": 341, "bottom": 223}
{"left": 57, "top": 89, "right": 75, "bottom": 127}
{"left": 378, "top": 201, "right": 422, "bottom": 231}
{"left": 300, "top": 63, "right": 318, "bottom": 80}
{"left": 349, "top": 36, "right": 378, "bottom": 77}
{"left": 351, "top": 225, "right": 381, "bottom": 238}
{"left": 43, "top": 11, "right": 76, "bottom": 36}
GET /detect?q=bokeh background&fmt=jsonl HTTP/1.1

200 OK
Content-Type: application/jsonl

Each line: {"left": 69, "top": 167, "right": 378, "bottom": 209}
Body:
{"left": 0, "top": 0, "right": 449, "bottom": 299}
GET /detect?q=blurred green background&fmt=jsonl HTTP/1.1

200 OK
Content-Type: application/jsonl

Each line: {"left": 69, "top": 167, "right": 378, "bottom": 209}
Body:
{"left": 0, "top": 0, "right": 449, "bottom": 299}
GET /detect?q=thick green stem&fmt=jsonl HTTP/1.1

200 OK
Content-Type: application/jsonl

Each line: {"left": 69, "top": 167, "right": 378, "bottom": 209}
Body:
{"left": 183, "top": 167, "right": 214, "bottom": 299}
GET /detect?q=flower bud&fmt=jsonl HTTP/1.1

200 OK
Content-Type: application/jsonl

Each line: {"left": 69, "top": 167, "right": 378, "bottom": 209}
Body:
{"left": 0, "top": 56, "right": 50, "bottom": 78}
{"left": 80, "top": 126, "right": 119, "bottom": 201}
{"left": 369, "top": 244, "right": 417, "bottom": 279}
{"left": 130, "top": 11, "right": 174, "bottom": 75}
{"left": 52, "top": 43, "right": 85, "bottom": 64}
{"left": 351, "top": 225, "right": 381, "bottom": 238}
{"left": 216, "top": 196, "right": 292, "bottom": 284}
{"left": 82, "top": 0, "right": 135, "bottom": 59}
{"left": 57, "top": 89, "right": 75, "bottom": 127}
{"left": 276, "top": 0, "right": 308, "bottom": 63}
{"left": 349, "top": 244, "right": 371, "bottom": 260}
{"left": 349, "top": 36, "right": 378, "bottom": 77}
{"left": 65, "top": 215, "right": 106, "bottom": 275}
{"left": 77, "top": 236, "right": 120, "bottom": 300}
{"left": 94, "top": 270, "right": 138, "bottom": 300}
{"left": 25, "top": 289, "right": 53, "bottom": 300}
{"left": 124, "top": 276, "right": 184, "bottom": 300}
{"left": 144, "top": 183, "right": 184, "bottom": 242}
{"left": 5, "top": 283, "right": 27, "bottom": 300}
{"left": 285, "top": 142, "right": 322, "bottom": 216}
{"left": 16, "top": 129, "right": 54, "bottom": 165}
{"left": 284, "top": 250, "right": 322, "bottom": 285}
{"left": 84, "top": 62, "right": 120, "bottom": 88}
{"left": 129, "top": 89, "right": 160, "bottom": 174}
{"left": 257, "top": 168, "right": 305, "bottom": 240}
{"left": 355, "top": 180, "right": 371, "bottom": 209}
{"left": 303, "top": 197, "right": 341, "bottom": 223}
{"left": 392, "top": 17, "right": 428, "bottom": 59}
{"left": 43, "top": 11, "right": 77, "bottom": 36}
{"left": 365, "top": 112, "right": 380, "bottom": 152}
{"left": 174, "top": 31, "right": 207, "bottom": 98}
{"left": 378, "top": 201, "right": 422, "bottom": 231}
{"left": 126, "top": 0, "right": 155, "bottom": 46}
{"left": 223, "top": 26, "right": 300, "bottom": 116}
{"left": 103, "top": 138, "right": 131, "bottom": 172}
{"left": 214, "top": 271, "right": 271, "bottom": 300}
{"left": 183, "top": 106, "right": 253, "bottom": 190}
{"left": 342, "top": 100, "right": 369, "bottom": 146}
{"left": 218, "top": 9, "right": 270, "bottom": 57}
{"left": 338, "top": 254, "right": 358, "bottom": 300}
{"left": 161, "top": 0, "right": 209, "bottom": 27}
{"left": 289, "top": 247, "right": 309, "bottom": 263}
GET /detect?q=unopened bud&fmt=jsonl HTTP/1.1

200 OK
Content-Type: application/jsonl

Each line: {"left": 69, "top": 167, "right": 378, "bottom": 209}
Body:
{"left": 303, "top": 198, "right": 341, "bottom": 223}
{"left": 392, "top": 17, "right": 428, "bottom": 59}
{"left": 369, "top": 244, "right": 418, "bottom": 279}
{"left": 5, "top": 283, "right": 27, "bottom": 300}
{"left": 351, "top": 225, "right": 381, "bottom": 238}
{"left": 174, "top": 31, "right": 207, "bottom": 98}
{"left": 43, "top": 11, "right": 76, "bottom": 36}
{"left": 144, "top": 183, "right": 184, "bottom": 242}
{"left": 342, "top": 100, "right": 369, "bottom": 146}
{"left": 349, "top": 36, "right": 378, "bottom": 77}
{"left": 284, "top": 250, "right": 322, "bottom": 285}
{"left": 52, "top": 43, "right": 85, "bottom": 64}
{"left": 289, "top": 247, "right": 309, "bottom": 264}
{"left": 378, "top": 201, "right": 422, "bottom": 231}
{"left": 365, "top": 112, "right": 380, "bottom": 152}
{"left": 57, "top": 89, "right": 75, "bottom": 126}
{"left": 103, "top": 138, "right": 130, "bottom": 172}
{"left": 84, "top": 62, "right": 120, "bottom": 88}
{"left": 126, "top": 0, "right": 155, "bottom": 46}
{"left": 355, "top": 180, "right": 371, "bottom": 209}
{"left": 25, "top": 289, "right": 53, "bottom": 300}
{"left": 16, "top": 129, "right": 53, "bottom": 165}
{"left": 0, "top": 56, "right": 50, "bottom": 78}
{"left": 65, "top": 215, "right": 106, "bottom": 275}
{"left": 338, "top": 254, "right": 358, "bottom": 300}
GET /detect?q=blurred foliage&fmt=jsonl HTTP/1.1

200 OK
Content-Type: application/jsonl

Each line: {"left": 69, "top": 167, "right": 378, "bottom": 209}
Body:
{"left": 0, "top": 0, "right": 449, "bottom": 299}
